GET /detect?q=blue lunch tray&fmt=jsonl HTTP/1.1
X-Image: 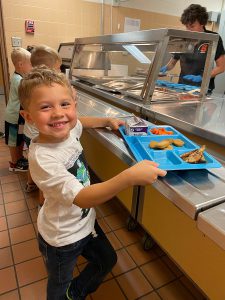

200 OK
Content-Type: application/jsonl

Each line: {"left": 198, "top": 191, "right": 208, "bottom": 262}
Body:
{"left": 119, "top": 125, "right": 222, "bottom": 171}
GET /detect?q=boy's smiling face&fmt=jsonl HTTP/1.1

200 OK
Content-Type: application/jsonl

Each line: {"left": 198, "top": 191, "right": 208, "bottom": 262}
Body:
{"left": 22, "top": 83, "right": 77, "bottom": 143}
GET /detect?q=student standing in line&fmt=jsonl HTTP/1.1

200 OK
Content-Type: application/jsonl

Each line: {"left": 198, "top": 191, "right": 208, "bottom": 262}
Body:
{"left": 5, "top": 47, "right": 32, "bottom": 172}
{"left": 160, "top": 4, "right": 225, "bottom": 93}
{"left": 19, "top": 67, "right": 167, "bottom": 300}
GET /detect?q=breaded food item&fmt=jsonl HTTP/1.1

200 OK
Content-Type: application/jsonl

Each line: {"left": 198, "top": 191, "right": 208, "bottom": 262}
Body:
{"left": 172, "top": 139, "right": 184, "bottom": 147}
{"left": 164, "top": 144, "right": 173, "bottom": 150}
{"left": 149, "top": 141, "right": 158, "bottom": 148}
{"left": 149, "top": 140, "right": 170, "bottom": 149}
{"left": 180, "top": 145, "right": 206, "bottom": 163}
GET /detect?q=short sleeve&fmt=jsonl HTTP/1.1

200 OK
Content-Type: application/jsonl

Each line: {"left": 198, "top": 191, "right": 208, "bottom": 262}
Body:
{"left": 29, "top": 153, "right": 84, "bottom": 206}
{"left": 215, "top": 35, "right": 225, "bottom": 61}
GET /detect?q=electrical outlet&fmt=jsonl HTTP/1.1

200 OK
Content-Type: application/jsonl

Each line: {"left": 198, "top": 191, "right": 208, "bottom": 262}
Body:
{"left": 11, "top": 37, "right": 22, "bottom": 47}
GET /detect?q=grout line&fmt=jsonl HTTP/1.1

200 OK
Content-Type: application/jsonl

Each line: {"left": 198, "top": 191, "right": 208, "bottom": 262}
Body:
{"left": 0, "top": 288, "right": 20, "bottom": 298}
{"left": 0, "top": 177, "right": 22, "bottom": 299}
{"left": 113, "top": 276, "right": 129, "bottom": 300}
{"left": 1, "top": 171, "right": 40, "bottom": 299}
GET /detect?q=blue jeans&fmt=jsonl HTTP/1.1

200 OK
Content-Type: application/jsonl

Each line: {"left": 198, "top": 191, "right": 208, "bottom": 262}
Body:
{"left": 38, "top": 221, "right": 117, "bottom": 300}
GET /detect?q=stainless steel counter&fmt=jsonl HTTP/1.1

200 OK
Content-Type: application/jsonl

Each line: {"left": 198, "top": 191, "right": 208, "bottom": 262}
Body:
{"left": 74, "top": 80, "right": 145, "bottom": 113}
{"left": 198, "top": 202, "right": 225, "bottom": 251}
{"left": 74, "top": 80, "right": 225, "bottom": 150}
{"left": 142, "top": 96, "right": 225, "bottom": 147}
{"left": 77, "top": 91, "right": 225, "bottom": 220}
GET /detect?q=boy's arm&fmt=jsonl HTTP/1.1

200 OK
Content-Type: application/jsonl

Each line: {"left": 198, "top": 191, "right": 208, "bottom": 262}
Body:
{"left": 74, "top": 160, "right": 167, "bottom": 208}
{"left": 79, "top": 116, "right": 125, "bottom": 130}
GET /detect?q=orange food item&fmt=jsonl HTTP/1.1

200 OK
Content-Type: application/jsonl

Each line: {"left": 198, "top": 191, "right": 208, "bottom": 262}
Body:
{"left": 150, "top": 127, "right": 173, "bottom": 135}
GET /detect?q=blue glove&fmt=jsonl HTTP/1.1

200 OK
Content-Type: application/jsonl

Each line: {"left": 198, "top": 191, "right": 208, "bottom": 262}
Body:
{"left": 183, "top": 75, "right": 202, "bottom": 83}
{"left": 160, "top": 66, "right": 168, "bottom": 74}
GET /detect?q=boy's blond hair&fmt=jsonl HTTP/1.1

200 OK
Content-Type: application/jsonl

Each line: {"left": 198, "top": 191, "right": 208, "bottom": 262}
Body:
{"left": 31, "top": 45, "right": 62, "bottom": 68}
{"left": 18, "top": 66, "right": 73, "bottom": 110}
{"left": 11, "top": 47, "right": 31, "bottom": 67}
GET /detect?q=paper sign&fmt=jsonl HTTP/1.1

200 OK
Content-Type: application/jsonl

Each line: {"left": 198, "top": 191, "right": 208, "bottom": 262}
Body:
{"left": 124, "top": 17, "right": 140, "bottom": 32}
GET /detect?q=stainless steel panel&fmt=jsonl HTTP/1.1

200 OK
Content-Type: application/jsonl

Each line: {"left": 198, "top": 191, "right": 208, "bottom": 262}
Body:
{"left": 75, "top": 75, "right": 122, "bottom": 85}
{"left": 158, "top": 168, "right": 225, "bottom": 219}
{"left": 73, "top": 80, "right": 143, "bottom": 113}
{"left": 73, "top": 51, "right": 111, "bottom": 70}
{"left": 74, "top": 28, "right": 218, "bottom": 45}
{"left": 142, "top": 97, "right": 225, "bottom": 148}
{"left": 198, "top": 202, "right": 225, "bottom": 250}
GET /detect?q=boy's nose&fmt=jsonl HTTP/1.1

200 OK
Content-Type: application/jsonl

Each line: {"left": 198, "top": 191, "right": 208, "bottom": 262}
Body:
{"left": 52, "top": 107, "right": 64, "bottom": 117}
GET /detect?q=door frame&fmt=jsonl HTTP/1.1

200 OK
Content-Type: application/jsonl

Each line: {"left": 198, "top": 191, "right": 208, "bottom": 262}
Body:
{"left": 0, "top": 0, "right": 9, "bottom": 103}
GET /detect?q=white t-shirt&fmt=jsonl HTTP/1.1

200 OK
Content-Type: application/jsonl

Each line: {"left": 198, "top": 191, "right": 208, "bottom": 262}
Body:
{"left": 23, "top": 122, "right": 39, "bottom": 140}
{"left": 29, "top": 120, "right": 96, "bottom": 247}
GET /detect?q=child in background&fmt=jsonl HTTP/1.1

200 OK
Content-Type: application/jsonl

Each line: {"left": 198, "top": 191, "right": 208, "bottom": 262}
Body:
{"left": 5, "top": 47, "right": 32, "bottom": 172}
{"left": 23, "top": 45, "right": 62, "bottom": 192}
{"left": 19, "top": 67, "right": 167, "bottom": 300}
{"left": 31, "top": 44, "right": 62, "bottom": 71}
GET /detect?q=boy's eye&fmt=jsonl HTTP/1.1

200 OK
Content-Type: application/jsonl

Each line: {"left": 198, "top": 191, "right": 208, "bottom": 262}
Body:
{"left": 61, "top": 101, "right": 71, "bottom": 107}
{"left": 40, "top": 105, "right": 51, "bottom": 110}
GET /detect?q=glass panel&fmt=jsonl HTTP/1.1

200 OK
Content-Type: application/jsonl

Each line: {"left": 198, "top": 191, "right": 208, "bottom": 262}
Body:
{"left": 70, "top": 29, "right": 217, "bottom": 103}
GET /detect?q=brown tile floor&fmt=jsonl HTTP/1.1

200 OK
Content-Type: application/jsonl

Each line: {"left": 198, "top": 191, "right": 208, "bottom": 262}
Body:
{"left": 0, "top": 137, "right": 208, "bottom": 300}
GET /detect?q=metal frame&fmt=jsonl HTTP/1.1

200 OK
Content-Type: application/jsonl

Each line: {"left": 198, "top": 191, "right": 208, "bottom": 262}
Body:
{"left": 70, "top": 28, "right": 219, "bottom": 105}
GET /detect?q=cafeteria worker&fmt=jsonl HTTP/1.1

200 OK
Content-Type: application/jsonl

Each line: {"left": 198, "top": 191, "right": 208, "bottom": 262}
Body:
{"left": 160, "top": 4, "right": 225, "bottom": 93}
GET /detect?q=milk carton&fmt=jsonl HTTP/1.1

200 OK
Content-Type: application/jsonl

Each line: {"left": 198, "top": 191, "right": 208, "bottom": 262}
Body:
{"left": 125, "top": 116, "right": 148, "bottom": 136}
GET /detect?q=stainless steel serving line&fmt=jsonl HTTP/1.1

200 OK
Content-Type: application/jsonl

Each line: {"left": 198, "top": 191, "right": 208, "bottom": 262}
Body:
{"left": 71, "top": 28, "right": 218, "bottom": 103}
{"left": 142, "top": 96, "right": 225, "bottom": 148}
{"left": 77, "top": 92, "right": 225, "bottom": 220}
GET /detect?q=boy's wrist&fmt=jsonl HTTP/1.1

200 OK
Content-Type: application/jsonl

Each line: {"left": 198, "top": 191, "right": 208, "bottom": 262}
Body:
{"left": 120, "top": 168, "right": 132, "bottom": 188}
{"left": 105, "top": 117, "right": 111, "bottom": 127}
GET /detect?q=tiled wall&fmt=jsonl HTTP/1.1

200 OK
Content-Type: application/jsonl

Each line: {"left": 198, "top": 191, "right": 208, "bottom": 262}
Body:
{"left": 110, "top": 6, "right": 181, "bottom": 34}
{"left": 1, "top": 0, "right": 102, "bottom": 74}
{"left": 1, "top": 0, "right": 181, "bottom": 75}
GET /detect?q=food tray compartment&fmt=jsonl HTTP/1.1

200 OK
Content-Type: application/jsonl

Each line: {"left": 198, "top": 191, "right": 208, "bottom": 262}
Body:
{"left": 119, "top": 126, "right": 222, "bottom": 170}
{"left": 141, "top": 134, "right": 197, "bottom": 150}
{"left": 176, "top": 149, "right": 215, "bottom": 164}
{"left": 150, "top": 151, "right": 183, "bottom": 168}
{"left": 148, "top": 125, "right": 180, "bottom": 136}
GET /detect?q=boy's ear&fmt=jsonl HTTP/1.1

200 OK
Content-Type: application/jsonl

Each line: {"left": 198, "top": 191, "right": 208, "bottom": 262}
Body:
{"left": 20, "top": 110, "right": 33, "bottom": 124}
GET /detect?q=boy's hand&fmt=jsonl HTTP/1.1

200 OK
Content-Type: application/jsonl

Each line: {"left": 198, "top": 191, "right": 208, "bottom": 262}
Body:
{"left": 106, "top": 118, "right": 125, "bottom": 130}
{"left": 126, "top": 160, "right": 167, "bottom": 186}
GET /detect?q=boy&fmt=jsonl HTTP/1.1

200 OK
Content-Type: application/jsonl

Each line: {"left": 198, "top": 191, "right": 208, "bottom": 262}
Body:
{"left": 23, "top": 45, "right": 62, "bottom": 192}
{"left": 19, "top": 67, "right": 166, "bottom": 300}
{"left": 24, "top": 44, "right": 62, "bottom": 145}
{"left": 5, "top": 47, "right": 32, "bottom": 172}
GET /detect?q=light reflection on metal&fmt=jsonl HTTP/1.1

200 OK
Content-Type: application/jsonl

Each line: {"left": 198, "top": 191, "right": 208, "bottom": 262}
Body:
{"left": 123, "top": 45, "right": 151, "bottom": 64}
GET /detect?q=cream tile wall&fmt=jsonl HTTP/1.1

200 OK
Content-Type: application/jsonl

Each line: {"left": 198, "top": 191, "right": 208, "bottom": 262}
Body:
{"left": 2, "top": 0, "right": 102, "bottom": 74}
{"left": 1, "top": 0, "right": 185, "bottom": 75}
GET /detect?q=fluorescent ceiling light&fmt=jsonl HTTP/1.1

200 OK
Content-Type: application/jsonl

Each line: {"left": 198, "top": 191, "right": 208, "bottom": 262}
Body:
{"left": 123, "top": 45, "right": 151, "bottom": 64}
